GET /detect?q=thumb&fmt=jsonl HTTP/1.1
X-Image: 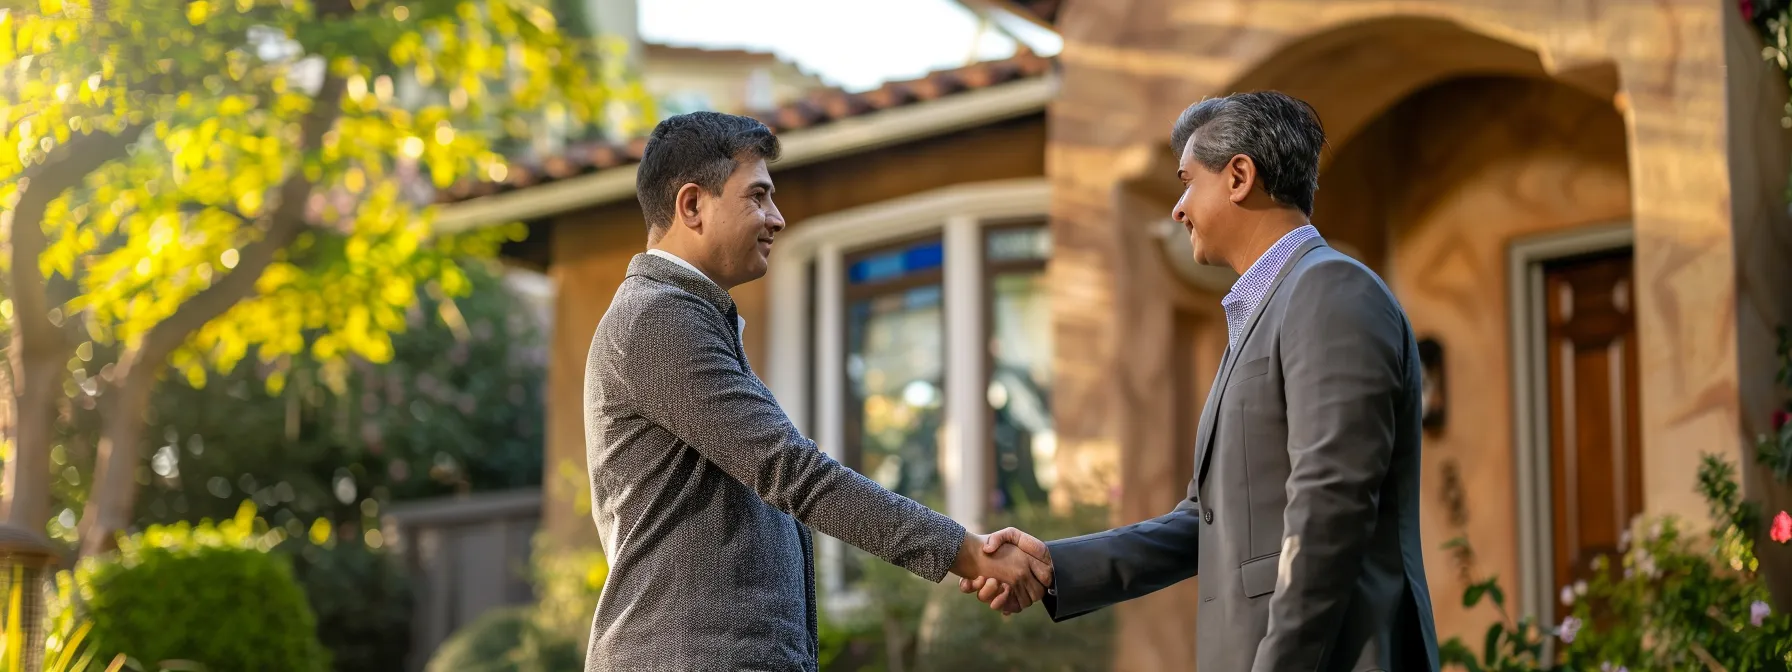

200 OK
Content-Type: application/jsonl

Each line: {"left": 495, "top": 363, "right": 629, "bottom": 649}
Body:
{"left": 982, "top": 527, "right": 1019, "bottom": 554}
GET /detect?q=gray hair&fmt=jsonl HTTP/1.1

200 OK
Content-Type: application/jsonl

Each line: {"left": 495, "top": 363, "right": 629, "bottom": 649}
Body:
{"left": 1170, "top": 91, "right": 1326, "bottom": 216}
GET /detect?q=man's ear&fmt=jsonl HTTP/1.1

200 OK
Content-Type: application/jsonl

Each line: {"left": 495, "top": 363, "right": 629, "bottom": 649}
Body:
{"left": 1226, "top": 154, "right": 1255, "bottom": 205}
{"left": 674, "top": 182, "right": 705, "bottom": 230}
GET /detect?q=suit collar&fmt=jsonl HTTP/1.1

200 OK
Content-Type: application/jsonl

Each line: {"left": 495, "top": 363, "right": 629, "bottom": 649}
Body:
{"left": 627, "top": 253, "right": 738, "bottom": 318}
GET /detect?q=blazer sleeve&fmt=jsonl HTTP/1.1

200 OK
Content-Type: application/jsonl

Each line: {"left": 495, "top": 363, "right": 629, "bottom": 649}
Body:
{"left": 1252, "top": 259, "right": 1407, "bottom": 672}
{"left": 1042, "top": 487, "right": 1201, "bottom": 621}
{"left": 609, "top": 294, "right": 967, "bottom": 583}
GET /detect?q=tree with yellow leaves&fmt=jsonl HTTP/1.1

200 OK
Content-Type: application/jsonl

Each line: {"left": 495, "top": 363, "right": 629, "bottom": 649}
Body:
{"left": 1, "top": 0, "right": 644, "bottom": 557}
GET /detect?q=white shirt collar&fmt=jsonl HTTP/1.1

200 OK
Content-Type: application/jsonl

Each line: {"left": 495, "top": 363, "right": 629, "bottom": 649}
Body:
{"left": 646, "top": 249, "right": 747, "bottom": 341}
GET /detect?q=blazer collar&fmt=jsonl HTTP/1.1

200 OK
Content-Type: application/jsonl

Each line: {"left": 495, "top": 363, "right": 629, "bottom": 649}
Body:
{"left": 627, "top": 253, "right": 738, "bottom": 317}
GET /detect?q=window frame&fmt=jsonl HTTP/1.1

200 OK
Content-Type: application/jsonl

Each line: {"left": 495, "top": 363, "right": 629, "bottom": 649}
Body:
{"left": 980, "top": 219, "right": 1052, "bottom": 511}
{"left": 761, "top": 178, "right": 1052, "bottom": 604}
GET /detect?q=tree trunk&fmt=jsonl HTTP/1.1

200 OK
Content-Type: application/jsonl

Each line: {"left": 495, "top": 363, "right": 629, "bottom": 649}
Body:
{"left": 76, "top": 369, "right": 154, "bottom": 557}
{"left": 3, "top": 124, "right": 144, "bottom": 536}
{"left": 2, "top": 354, "right": 62, "bottom": 530}
{"left": 72, "top": 77, "right": 340, "bottom": 558}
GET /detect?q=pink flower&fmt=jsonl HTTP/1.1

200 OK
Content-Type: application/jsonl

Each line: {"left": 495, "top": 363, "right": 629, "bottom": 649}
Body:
{"left": 1772, "top": 510, "right": 1792, "bottom": 544}
{"left": 1556, "top": 616, "right": 1582, "bottom": 644}
{"left": 1752, "top": 600, "right": 1772, "bottom": 627}
{"left": 1774, "top": 408, "right": 1790, "bottom": 431}
{"left": 1743, "top": 0, "right": 1758, "bottom": 20}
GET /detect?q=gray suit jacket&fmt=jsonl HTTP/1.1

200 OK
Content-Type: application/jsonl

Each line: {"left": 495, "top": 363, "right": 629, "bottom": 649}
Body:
{"left": 582, "top": 254, "right": 966, "bottom": 672}
{"left": 1044, "top": 240, "right": 1439, "bottom": 672}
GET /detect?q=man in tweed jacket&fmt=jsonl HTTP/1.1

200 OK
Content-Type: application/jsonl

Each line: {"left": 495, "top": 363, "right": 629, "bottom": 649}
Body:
{"left": 582, "top": 112, "right": 1049, "bottom": 672}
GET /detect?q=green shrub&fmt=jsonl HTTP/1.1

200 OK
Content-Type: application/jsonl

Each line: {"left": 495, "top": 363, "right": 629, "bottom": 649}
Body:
{"left": 424, "top": 606, "right": 584, "bottom": 672}
{"left": 422, "top": 535, "right": 606, "bottom": 672}
{"left": 55, "top": 502, "right": 329, "bottom": 672}
{"left": 279, "top": 537, "right": 413, "bottom": 672}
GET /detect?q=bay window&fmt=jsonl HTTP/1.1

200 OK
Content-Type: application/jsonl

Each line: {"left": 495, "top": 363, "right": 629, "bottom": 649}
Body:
{"left": 762, "top": 179, "right": 1053, "bottom": 598}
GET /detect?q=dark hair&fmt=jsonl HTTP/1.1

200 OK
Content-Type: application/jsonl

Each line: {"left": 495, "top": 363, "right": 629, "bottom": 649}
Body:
{"left": 635, "top": 111, "right": 782, "bottom": 236}
{"left": 1170, "top": 91, "right": 1326, "bottom": 216}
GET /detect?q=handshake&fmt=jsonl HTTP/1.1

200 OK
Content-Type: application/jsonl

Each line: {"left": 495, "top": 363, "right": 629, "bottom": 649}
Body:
{"left": 949, "top": 528, "right": 1053, "bottom": 615}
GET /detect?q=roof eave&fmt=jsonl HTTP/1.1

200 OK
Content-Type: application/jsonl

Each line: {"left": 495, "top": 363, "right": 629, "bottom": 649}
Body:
{"left": 432, "top": 73, "right": 1058, "bottom": 234}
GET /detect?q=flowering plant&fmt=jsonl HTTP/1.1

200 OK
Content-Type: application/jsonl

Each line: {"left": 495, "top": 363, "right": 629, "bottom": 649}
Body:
{"left": 1757, "top": 327, "right": 1792, "bottom": 488}
{"left": 1442, "top": 456, "right": 1792, "bottom": 671}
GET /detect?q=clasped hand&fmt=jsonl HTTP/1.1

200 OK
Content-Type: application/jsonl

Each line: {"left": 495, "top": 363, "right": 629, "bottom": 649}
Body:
{"left": 950, "top": 528, "right": 1052, "bottom": 615}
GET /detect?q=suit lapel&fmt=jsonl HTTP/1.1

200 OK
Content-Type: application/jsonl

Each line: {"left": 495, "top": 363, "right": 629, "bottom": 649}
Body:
{"left": 1193, "top": 238, "right": 1328, "bottom": 486}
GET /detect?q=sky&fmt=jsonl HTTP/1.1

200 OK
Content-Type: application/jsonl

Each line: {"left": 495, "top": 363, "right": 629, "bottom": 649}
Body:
{"left": 638, "top": 0, "right": 1062, "bottom": 92}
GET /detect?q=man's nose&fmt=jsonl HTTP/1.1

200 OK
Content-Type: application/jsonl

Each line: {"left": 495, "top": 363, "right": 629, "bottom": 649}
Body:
{"left": 767, "top": 206, "right": 787, "bottom": 232}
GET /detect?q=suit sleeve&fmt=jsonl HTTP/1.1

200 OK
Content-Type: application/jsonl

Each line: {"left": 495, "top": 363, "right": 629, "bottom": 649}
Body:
{"left": 1042, "top": 487, "right": 1201, "bottom": 621}
{"left": 1252, "top": 260, "right": 1406, "bottom": 671}
{"left": 609, "top": 295, "right": 967, "bottom": 582}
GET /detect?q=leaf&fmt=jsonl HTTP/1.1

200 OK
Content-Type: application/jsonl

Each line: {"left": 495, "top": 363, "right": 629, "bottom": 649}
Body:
{"left": 1440, "top": 639, "right": 1484, "bottom": 672}
{"left": 1483, "top": 623, "right": 1503, "bottom": 667}
{"left": 1464, "top": 579, "right": 1493, "bottom": 608}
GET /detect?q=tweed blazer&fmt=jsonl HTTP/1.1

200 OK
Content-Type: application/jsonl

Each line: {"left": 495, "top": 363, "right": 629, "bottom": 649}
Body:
{"left": 582, "top": 253, "right": 966, "bottom": 672}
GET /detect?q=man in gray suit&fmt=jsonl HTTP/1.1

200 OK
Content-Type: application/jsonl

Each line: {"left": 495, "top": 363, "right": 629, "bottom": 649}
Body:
{"left": 966, "top": 91, "right": 1439, "bottom": 671}
{"left": 582, "top": 111, "right": 1047, "bottom": 672}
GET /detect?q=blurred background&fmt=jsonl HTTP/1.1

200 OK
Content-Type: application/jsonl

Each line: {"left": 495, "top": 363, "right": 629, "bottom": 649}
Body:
{"left": 2, "top": 0, "right": 1792, "bottom": 670}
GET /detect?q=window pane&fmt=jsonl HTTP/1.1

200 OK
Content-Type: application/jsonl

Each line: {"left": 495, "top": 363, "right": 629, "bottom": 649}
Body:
{"left": 846, "top": 284, "right": 946, "bottom": 507}
{"left": 848, "top": 238, "right": 944, "bottom": 285}
{"left": 988, "top": 269, "right": 1055, "bottom": 510}
{"left": 986, "top": 225, "right": 1051, "bottom": 263}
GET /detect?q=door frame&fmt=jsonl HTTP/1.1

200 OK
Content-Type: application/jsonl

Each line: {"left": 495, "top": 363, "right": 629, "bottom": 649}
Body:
{"left": 1507, "top": 221, "right": 1633, "bottom": 625}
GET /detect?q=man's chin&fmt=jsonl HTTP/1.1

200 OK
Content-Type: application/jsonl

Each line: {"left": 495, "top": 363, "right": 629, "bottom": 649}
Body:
{"left": 741, "top": 257, "right": 770, "bottom": 282}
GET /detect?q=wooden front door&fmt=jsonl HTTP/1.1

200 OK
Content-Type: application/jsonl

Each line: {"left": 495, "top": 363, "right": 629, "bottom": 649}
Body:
{"left": 1543, "top": 250, "right": 1643, "bottom": 617}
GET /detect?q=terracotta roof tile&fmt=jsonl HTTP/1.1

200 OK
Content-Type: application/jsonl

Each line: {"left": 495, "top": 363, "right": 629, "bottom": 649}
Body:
{"left": 439, "top": 48, "right": 1053, "bottom": 203}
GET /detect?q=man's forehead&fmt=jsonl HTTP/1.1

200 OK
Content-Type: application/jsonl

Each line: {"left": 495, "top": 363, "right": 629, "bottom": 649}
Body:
{"left": 1176, "top": 131, "right": 1200, "bottom": 166}
{"left": 729, "top": 157, "right": 773, "bottom": 184}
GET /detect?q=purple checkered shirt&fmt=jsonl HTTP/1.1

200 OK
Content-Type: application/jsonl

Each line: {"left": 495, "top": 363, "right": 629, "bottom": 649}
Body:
{"left": 1222, "top": 224, "right": 1321, "bottom": 348}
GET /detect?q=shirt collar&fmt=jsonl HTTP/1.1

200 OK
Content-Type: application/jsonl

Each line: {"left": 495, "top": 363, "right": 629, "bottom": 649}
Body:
{"left": 1220, "top": 224, "right": 1321, "bottom": 347}
{"left": 645, "top": 248, "right": 747, "bottom": 341}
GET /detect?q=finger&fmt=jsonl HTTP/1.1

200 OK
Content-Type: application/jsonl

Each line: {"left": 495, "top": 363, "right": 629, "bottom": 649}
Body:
{"left": 990, "top": 585, "right": 1013, "bottom": 612}
{"left": 1012, "top": 583, "right": 1035, "bottom": 611}
{"left": 969, "top": 577, "right": 992, "bottom": 597}
{"left": 977, "top": 578, "right": 1004, "bottom": 602}
{"left": 1023, "top": 576, "right": 1045, "bottom": 605}
{"left": 982, "top": 528, "right": 1019, "bottom": 554}
{"left": 1029, "top": 558, "right": 1053, "bottom": 587}
{"left": 959, "top": 577, "right": 975, "bottom": 593}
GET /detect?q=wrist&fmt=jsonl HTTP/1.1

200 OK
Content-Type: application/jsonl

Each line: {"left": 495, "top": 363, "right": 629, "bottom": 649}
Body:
{"left": 950, "top": 531, "right": 984, "bottom": 578}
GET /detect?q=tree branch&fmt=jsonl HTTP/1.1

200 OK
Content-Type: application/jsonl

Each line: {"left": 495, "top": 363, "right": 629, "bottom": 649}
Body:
{"left": 120, "top": 72, "right": 347, "bottom": 380}
{"left": 176, "top": 202, "right": 250, "bottom": 223}
{"left": 8, "top": 124, "right": 146, "bottom": 360}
